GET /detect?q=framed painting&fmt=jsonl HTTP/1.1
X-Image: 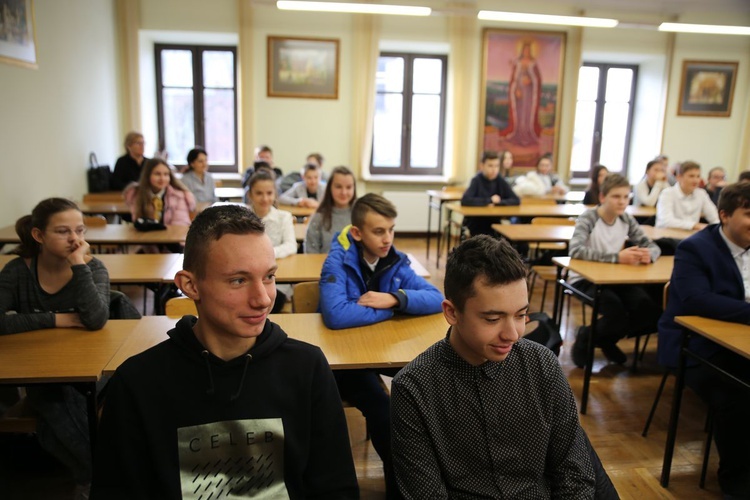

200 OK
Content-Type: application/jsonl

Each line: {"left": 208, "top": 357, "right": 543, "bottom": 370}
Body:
{"left": 678, "top": 60, "right": 738, "bottom": 117}
{"left": 267, "top": 36, "right": 339, "bottom": 99}
{"left": 479, "top": 28, "right": 566, "bottom": 167}
{"left": 0, "top": 0, "right": 37, "bottom": 69}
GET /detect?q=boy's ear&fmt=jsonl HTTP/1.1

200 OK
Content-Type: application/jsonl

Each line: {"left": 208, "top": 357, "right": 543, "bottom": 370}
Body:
{"left": 349, "top": 225, "right": 362, "bottom": 242}
{"left": 174, "top": 270, "right": 200, "bottom": 301}
{"left": 442, "top": 299, "right": 458, "bottom": 326}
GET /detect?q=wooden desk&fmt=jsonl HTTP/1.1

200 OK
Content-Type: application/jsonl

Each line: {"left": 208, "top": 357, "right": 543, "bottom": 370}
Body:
{"left": 0, "top": 254, "right": 181, "bottom": 284}
{"left": 0, "top": 320, "right": 139, "bottom": 453}
{"left": 160, "top": 252, "right": 430, "bottom": 284}
{"left": 426, "top": 190, "right": 464, "bottom": 266}
{"left": 278, "top": 205, "right": 316, "bottom": 218}
{"left": 492, "top": 224, "right": 695, "bottom": 245}
{"left": 103, "top": 313, "right": 446, "bottom": 376}
{"left": 0, "top": 224, "right": 188, "bottom": 247}
{"left": 662, "top": 316, "right": 750, "bottom": 487}
{"left": 552, "top": 256, "right": 674, "bottom": 414}
{"left": 83, "top": 192, "right": 123, "bottom": 203}
{"left": 77, "top": 201, "right": 130, "bottom": 216}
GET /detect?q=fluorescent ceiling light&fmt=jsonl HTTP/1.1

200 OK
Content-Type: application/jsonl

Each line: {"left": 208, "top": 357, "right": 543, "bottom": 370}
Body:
{"left": 277, "top": 1, "right": 431, "bottom": 16}
{"left": 478, "top": 10, "right": 618, "bottom": 28}
{"left": 659, "top": 22, "right": 750, "bottom": 36}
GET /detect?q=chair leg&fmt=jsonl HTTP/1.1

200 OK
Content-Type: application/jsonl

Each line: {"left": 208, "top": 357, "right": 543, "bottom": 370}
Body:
{"left": 639, "top": 333, "right": 651, "bottom": 361}
{"left": 700, "top": 412, "right": 713, "bottom": 489}
{"left": 540, "top": 280, "right": 549, "bottom": 312}
{"left": 642, "top": 370, "right": 671, "bottom": 437}
{"left": 631, "top": 336, "right": 641, "bottom": 373}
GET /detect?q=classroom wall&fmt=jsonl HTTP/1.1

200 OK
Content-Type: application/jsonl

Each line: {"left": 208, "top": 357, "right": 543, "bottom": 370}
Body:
{"left": 0, "top": 0, "right": 121, "bottom": 228}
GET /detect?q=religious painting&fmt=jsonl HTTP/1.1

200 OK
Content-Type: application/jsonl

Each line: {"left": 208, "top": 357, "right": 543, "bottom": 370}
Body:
{"left": 678, "top": 60, "right": 738, "bottom": 117}
{"left": 479, "top": 29, "right": 566, "bottom": 167}
{"left": 0, "top": 0, "right": 37, "bottom": 69}
{"left": 267, "top": 36, "right": 339, "bottom": 99}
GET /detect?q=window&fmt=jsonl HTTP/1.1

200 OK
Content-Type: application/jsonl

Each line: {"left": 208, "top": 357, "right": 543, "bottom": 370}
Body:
{"left": 570, "top": 63, "right": 637, "bottom": 178}
{"left": 371, "top": 53, "right": 447, "bottom": 176}
{"left": 155, "top": 44, "right": 238, "bottom": 172}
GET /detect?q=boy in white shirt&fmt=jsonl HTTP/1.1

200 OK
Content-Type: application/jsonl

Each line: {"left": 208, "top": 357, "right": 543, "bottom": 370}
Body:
{"left": 656, "top": 161, "right": 719, "bottom": 230}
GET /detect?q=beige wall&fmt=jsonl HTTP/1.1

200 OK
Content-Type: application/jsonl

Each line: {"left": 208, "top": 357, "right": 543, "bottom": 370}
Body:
{"left": 0, "top": 0, "right": 121, "bottom": 227}
{"left": 2, "top": 1, "right": 749, "bottom": 230}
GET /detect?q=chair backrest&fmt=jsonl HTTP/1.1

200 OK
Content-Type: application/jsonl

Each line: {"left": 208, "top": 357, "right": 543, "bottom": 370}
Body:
{"left": 83, "top": 215, "right": 107, "bottom": 227}
{"left": 521, "top": 197, "right": 557, "bottom": 205}
{"left": 292, "top": 281, "right": 320, "bottom": 313}
{"left": 531, "top": 217, "right": 576, "bottom": 226}
{"left": 165, "top": 297, "right": 198, "bottom": 318}
{"left": 663, "top": 281, "right": 670, "bottom": 309}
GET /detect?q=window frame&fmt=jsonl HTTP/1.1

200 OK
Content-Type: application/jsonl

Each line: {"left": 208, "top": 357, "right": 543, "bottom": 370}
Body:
{"left": 370, "top": 52, "right": 448, "bottom": 177}
{"left": 154, "top": 43, "right": 238, "bottom": 173}
{"left": 571, "top": 62, "right": 638, "bottom": 179}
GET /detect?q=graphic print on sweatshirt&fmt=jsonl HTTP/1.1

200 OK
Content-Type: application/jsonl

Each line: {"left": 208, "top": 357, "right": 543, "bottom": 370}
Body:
{"left": 178, "top": 418, "right": 289, "bottom": 499}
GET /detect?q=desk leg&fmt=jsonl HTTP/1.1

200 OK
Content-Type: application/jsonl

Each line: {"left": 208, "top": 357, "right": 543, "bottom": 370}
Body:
{"left": 426, "top": 195, "right": 433, "bottom": 261}
{"left": 661, "top": 333, "right": 689, "bottom": 487}
{"left": 84, "top": 382, "right": 98, "bottom": 459}
{"left": 581, "top": 285, "right": 601, "bottom": 415}
{"left": 552, "top": 266, "right": 563, "bottom": 333}
{"left": 439, "top": 206, "right": 452, "bottom": 270}
{"left": 436, "top": 201, "right": 444, "bottom": 267}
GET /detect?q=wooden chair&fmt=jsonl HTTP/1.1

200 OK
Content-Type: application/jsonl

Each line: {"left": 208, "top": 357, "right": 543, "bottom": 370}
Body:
{"left": 0, "top": 389, "right": 37, "bottom": 434}
{"left": 527, "top": 217, "right": 578, "bottom": 315}
{"left": 165, "top": 297, "right": 198, "bottom": 318}
{"left": 641, "top": 282, "right": 714, "bottom": 489}
{"left": 83, "top": 215, "right": 107, "bottom": 227}
{"left": 82, "top": 192, "right": 124, "bottom": 203}
{"left": 292, "top": 282, "right": 319, "bottom": 313}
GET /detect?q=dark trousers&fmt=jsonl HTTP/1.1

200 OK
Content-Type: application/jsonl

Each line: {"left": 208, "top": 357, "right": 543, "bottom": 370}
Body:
{"left": 334, "top": 369, "right": 399, "bottom": 499}
{"left": 573, "top": 282, "right": 661, "bottom": 345}
{"left": 685, "top": 349, "right": 750, "bottom": 497}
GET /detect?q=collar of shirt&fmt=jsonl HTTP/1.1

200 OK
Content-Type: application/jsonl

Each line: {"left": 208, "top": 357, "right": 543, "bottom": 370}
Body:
{"left": 719, "top": 225, "right": 750, "bottom": 258}
{"left": 438, "top": 331, "right": 503, "bottom": 380}
{"left": 675, "top": 186, "right": 695, "bottom": 199}
{"left": 149, "top": 188, "right": 166, "bottom": 199}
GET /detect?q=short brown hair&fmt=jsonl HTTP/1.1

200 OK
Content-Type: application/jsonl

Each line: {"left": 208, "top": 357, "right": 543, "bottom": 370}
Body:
{"left": 718, "top": 182, "right": 750, "bottom": 220}
{"left": 481, "top": 151, "right": 499, "bottom": 163}
{"left": 183, "top": 205, "right": 265, "bottom": 280}
{"left": 600, "top": 173, "right": 630, "bottom": 196}
{"left": 124, "top": 131, "right": 144, "bottom": 150}
{"left": 679, "top": 161, "right": 700, "bottom": 176}
{"left": 445, "top": 235, "right": 527, "bottom": 312}
{"left": 351, "top": 193, "right": 397, "bottom": 228}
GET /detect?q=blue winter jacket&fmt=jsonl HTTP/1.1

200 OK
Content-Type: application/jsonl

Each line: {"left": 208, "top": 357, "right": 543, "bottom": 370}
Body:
{"left": 319, "top": 226, "right": 444, "bottom": 330}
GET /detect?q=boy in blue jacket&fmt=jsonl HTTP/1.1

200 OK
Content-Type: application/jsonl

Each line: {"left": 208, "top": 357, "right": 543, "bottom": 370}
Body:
{"left": 320, "top": 193, "right": 443, "bottom": 499}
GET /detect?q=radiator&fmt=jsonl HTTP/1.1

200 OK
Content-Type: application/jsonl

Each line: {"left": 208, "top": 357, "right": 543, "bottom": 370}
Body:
{"left": 381, "top": 191, "right": 439, "bottom": 233}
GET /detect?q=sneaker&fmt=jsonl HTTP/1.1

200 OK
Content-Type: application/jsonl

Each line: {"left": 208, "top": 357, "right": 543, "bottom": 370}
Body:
{"left": 572, "top": 326, "right": 590, "bottom": 369}
{"left": 600, "top": 342, "right": 627, "bottom": 364}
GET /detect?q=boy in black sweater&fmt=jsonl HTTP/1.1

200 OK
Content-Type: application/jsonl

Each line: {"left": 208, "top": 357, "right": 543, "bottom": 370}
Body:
{"left": 461, "top": 150, "right": 520, "bottom": 237}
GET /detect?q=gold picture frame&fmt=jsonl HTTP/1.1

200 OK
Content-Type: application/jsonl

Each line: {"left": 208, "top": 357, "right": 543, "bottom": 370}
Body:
{"left": 678, "top": 60, "right": 738, "bottom": 117}
{"left": 0, "top": 0, "right": 38, "bottom": 69}
{"left": 267, "top": 36, "right": 339, "bottom": 99}
{"left": 479, "top": 28, "right": 566, "bottom": 167}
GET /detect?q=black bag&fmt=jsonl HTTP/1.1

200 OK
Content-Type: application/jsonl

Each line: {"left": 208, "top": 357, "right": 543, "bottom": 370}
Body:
{"left": 524, "top": 312, "right": 563, "bottom": 356}
{"left": 134, "top": 218, "right": 166, "bottom": 232}
{"left": 87, "top": 152, "right": 112, "bottom": 193}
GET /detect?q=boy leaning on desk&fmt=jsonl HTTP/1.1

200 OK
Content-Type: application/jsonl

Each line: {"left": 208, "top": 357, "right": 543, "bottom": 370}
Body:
{"left": 318, "top": 192, "right": 444, "bottom": 499}
{"left": 568, "top": 173, "right": 662, "bottom": 369}
{"left": 92, "top": 205, "right": 359, "bottom": 499}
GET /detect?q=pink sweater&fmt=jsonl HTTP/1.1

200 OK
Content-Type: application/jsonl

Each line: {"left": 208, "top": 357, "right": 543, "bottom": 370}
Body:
{"left": 124, "top": 184, "right": 196, "bottom": 226}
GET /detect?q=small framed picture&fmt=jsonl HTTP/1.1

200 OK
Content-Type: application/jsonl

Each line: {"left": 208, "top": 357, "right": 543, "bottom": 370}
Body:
{"left": 267, "top": 36, "right": 339, "bottom": 99}
{"left": 678, "top": 60, "right": 738, "bottom": 117}
{"left": 0, "top": 0, "right": 38, "bottom": 69}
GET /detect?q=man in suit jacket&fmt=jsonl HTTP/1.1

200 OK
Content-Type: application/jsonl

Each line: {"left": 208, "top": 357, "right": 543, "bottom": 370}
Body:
{"left": 658, "top": 182, "right": 750, "bottom": 498}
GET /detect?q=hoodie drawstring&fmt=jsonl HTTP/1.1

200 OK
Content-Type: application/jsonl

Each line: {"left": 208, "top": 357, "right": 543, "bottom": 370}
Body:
{"left": 230, "top": 354, "right": 253, "bottom": 401}
{"left": 201, "top": 350, "right": 215, "bottom": 395}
